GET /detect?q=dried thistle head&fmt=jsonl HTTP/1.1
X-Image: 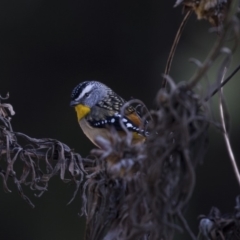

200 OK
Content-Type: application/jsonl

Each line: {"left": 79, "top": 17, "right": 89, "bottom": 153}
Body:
{"left": 91, "top": 128, "right": 144, "bottom": 179}
{"left": 175, "top": 0, "right": 231, "bottom": 25}
{"left": 199, "top": 196, "right": 240, "bottom": 239}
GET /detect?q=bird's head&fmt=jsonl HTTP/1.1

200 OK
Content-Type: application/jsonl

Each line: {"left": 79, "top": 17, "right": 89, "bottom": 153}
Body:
{"left": 70, "top": 81, "right": 109, "bottom": 121}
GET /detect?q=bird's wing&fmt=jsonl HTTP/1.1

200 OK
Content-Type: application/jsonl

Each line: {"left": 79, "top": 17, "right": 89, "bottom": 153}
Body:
{"left": 86, "top": 105, "right": 145, "bottom": 136}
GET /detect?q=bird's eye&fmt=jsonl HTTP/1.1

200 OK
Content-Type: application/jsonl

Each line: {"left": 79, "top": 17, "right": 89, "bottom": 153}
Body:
{"left": 85, "top": 93, "right": 90, "bottom": 97}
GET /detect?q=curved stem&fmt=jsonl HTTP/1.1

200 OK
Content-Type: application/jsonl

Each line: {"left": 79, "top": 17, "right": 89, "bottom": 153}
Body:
{"left": 162, "top": 10, "right": 192, "bottom": 89}
{"left": 219, "top": 68, "right": 240, "bottom": 187}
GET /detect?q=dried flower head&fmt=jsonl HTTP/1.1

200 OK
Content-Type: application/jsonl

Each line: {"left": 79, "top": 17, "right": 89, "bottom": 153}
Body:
{"left": 175, "top": 0, "right": 231, "bottom": 25}
{"left": 199, "top": 196, "right": 240, "bottom": 239}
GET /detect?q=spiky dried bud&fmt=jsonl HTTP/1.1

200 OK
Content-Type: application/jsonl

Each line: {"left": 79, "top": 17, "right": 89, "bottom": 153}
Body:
{"left": 198, "top": 196, "right": 240, "bottom": 239}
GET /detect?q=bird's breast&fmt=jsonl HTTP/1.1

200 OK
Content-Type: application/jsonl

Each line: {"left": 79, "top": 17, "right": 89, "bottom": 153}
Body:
{"left": 79, "top": 118, "right": 110, "bottom": 147}
{"left": 79, "top": 118, "right": 145, "bottom": 147}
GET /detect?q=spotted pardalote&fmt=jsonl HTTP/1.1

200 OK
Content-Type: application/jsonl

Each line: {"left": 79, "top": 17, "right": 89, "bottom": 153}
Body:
{"left": 70, "top": 81, "right": 146, "bottom": 147}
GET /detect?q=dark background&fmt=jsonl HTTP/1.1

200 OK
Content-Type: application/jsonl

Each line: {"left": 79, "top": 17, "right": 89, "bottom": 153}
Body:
{"left": 0, "top": 1, "right": 240, "bottom": 240}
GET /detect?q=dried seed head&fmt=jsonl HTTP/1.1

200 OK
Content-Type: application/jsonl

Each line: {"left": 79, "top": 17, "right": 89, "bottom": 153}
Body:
{"left": 175, "top": 0, "right": 230, "bottom": 25}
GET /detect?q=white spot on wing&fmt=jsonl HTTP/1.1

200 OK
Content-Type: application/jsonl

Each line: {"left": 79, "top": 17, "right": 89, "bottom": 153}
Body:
{"left": 126, "top": 123, "right": 133, "bottom": 128}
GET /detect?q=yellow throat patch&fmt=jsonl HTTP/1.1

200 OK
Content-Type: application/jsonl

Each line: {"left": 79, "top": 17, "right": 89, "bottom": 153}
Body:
{"left": 75, "top": 104, "right": 90, "bottom": 121}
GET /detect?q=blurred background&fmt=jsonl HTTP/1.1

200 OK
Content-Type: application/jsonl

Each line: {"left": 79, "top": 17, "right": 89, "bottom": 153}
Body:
{"left": 0, "top": 0, "right": 240, "bottom": 239}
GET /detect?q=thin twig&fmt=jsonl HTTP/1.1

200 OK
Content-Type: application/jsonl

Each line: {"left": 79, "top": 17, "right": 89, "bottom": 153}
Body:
{"left": 187, "top": 26, "right": 227, "bottom": 89}
{"left": 219, "top": 67, "right": 240, "bottom": 187}
{"left": 177, "top": 210, "right": 197, "bottom": 240}
{"left": 162, "top": 10, "right": 192, "bottom": 89}
{"left": 205, "top": 63, "right": 240, "bottom": 101}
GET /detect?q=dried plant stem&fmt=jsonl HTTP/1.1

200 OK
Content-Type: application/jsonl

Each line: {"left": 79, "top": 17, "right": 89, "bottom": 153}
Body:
{"left": 205, "top": 63, "right": 240, "bottom": 101}
{"left": 177, "top": 211, "right": 197, "bottom": 240}
{"left": 187, "top": 0, "right": 239, "bottom": 89}
{"left": 162, "top": 10, "right": 192, "bottom": 89}
{"left": 188, "top": 28, "right": 227, "bottom": 89}
{"left": 219, "top": 68, "right": 240, "bottom": 187}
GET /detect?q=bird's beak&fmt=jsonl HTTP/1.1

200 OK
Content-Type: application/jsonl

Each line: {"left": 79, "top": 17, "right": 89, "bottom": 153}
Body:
{"left": 70, "top": 100, "right": 78, "bottom": 107}
{"left": 71, "top": 103, "right": 91, "bottom": 121}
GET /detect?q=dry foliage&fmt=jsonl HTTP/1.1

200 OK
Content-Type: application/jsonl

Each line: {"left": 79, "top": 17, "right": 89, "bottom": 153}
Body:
{"left": 0, "top": 0, "right": 240, "bottom": 240}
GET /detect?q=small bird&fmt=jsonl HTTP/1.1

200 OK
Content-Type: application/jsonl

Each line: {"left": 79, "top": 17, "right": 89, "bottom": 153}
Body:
{"left": 70, "top": 81, "right": 146, "bottom": 147}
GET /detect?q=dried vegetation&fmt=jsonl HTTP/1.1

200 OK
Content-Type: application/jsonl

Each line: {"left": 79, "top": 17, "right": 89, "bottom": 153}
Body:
{"left": 1, "top": 0, "right": 240, "bottom": 239}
